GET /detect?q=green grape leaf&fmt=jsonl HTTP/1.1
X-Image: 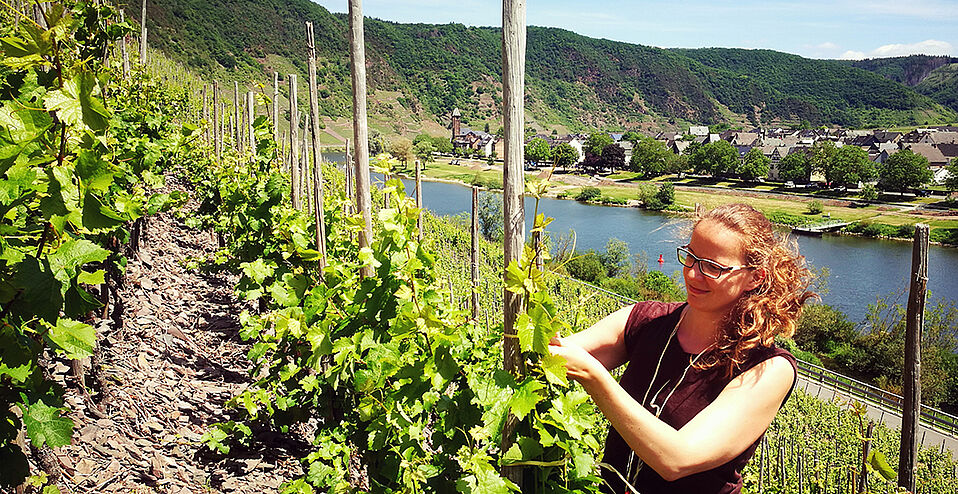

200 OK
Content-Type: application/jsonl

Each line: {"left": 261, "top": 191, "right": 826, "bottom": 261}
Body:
{"left": 515, "top": 313, "right": 534, "bottom": 353}
{"left": 240, "top": 259, "right": 275, "bottom": 285}
{"left": 48, "top": 238, "right": 110, "bottom": 281}
{"left": 77, "top": 269, "right": 105, "bottom": 285}
{"left": 867, "top": 450, "right": 897, "bottom": 481}
{"left": 504, "top": 261, "right": 527, "bottom": 294}
{"left": 509, "top": 379, "right": 544, "bottom": 420}
{"left": 19, "top": 399, "right": 74, "bottom": 448}
{"left": 539, "top": 353, "right": 569, "bottom": 387}
{"left": 81, "top": 191, "right": 125, "bottom": 230}
{"left": 269, "top": 273, "right": 308, "bottom": 307}
{"left": 527, "top": 304, "right": 553, "bottom": 355}
{"left": 75, "top": 150, "right": 114, "bottom": 192}
{"left": 46, "top": 318, "right": 95, "bottom": 360}
{"left": 8, "top": 257, "right": 63, "bottom": 324}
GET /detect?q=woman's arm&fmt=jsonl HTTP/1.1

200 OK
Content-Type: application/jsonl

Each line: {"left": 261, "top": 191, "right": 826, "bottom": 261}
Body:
{"left": 549, "top": 339, "right": 794, "bottom": 481}
{"left": 561, "top": 304, "right": 634, "bottom": 371}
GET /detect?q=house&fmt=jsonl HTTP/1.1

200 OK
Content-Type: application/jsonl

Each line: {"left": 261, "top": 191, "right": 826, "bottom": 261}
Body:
{"left": 732, "top": 132, "right": 759, "bottom": 147}
{"left": 689, "top": 126, "right": 709, "bottom": 136}
{"left": 928, "top": 132, "right": 958, "bottom": 145}
{"left": 669, "top": 140, "right": 693, "bottom": 155}
{"left": 449, "top": 108, "right": 499, "bottom": 157}
{"left": 902, "top": 143, "right": 949, "bottom": 167}
{"left": 553, "top": 135, "right": 585, "bottom": 164}
{"left": 938, "top": 143, "right": 958, "bottom": 163}
{"left": 934, "top": 167, "right": 952, "bottom": 185}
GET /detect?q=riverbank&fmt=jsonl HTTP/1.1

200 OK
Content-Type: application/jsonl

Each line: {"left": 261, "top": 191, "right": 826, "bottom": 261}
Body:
{"left": 398, "top": 157, "right": 958, "bottom": 245}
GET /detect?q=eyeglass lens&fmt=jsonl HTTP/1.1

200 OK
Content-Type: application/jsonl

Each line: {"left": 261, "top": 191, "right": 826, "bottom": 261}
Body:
{"left": 677, "top": 248, "right": 725, "bottom": 278}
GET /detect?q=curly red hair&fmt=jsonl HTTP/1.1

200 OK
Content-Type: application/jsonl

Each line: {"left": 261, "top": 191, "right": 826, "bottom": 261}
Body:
{"left": 691, "top": 203, "right": 817, "bottom": 377}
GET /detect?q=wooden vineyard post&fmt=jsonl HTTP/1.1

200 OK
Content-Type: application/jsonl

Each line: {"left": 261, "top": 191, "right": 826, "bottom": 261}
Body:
{"left": 899, "top": 224, "right": 929, "bottom": 493}
{"left": 213, "top": 81, "right": 221, "bottom": 161}
{"left": 288, "top": 73, "right": 301, "bottom": 209}
{"left": 307, "top": 20, "right": 327, "bottom": 273}
{"left": 344, "top": 139, "right": 353, "bottom": 214}
{"left": 273, "top": 72, "right": 280, "bottom": 159}
{"left": 233, "top": 81, "right": 241, "bottom": 154}
{"left": 246, "top": 91, "right": 255, "bottom": 160}
{"left": 471, "top": 186, "right": 480, "bottom": 321}
{"left": 860, "top": 421, "right": 875, "bottom": 493}
{"left": 302, "top": 112, "right": 310, "bottom": 211}
{"left": 501, "top": 0, "right": 526, "bottom": 486}
{"left": 415, "top": 160, "right": 423, "bottom": 239}
{"left": 119, "top": 11, "right": 130, "bottom": 76}
{"left": 348, "top": 0, "right": 373, "bottom": 277}
{"left": 202, "top": 85, "right": 209, "bottom": 144}
{"left": 139, "top": 0, "right": 147, "bottom": 64}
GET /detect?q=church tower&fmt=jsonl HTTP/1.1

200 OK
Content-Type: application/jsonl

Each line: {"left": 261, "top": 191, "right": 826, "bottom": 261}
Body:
{"left": 451, "top": 108, "right": 461, "bottom": 139}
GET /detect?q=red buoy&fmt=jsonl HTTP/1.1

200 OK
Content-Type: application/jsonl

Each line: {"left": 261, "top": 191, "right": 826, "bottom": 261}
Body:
{"left": 657, "top": 254, "right": 664, "bottom": 264}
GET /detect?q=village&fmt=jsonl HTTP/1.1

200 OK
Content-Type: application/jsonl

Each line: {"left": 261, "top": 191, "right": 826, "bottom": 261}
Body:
{"left": 446, "top": 108, "right": 958, "bottom": 189}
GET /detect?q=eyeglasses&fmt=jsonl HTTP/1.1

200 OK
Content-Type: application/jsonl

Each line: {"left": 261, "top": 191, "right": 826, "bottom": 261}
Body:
{"left": 676, "top": 246, "right": 754, "bottom": 279}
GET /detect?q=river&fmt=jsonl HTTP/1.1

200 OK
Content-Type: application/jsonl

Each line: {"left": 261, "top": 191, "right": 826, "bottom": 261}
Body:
{"left": 323, "top": 154, "right": 958, "bottom": 323}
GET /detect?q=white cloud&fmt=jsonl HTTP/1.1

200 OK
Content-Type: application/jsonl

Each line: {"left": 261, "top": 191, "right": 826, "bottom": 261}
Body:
{"left": 839, "top": 50, "right": 867, "bottom": 60}
{"left": 870, "top": 40, "right": 953, "bottom": 57}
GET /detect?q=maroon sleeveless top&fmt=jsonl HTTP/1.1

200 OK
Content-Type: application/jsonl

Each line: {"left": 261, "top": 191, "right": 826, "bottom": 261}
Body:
{"left": 600, "top": 301, "right": 797, "bottom": 494}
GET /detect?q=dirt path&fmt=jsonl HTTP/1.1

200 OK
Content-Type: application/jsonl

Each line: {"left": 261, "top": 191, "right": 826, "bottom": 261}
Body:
{"left": 36, "top": 176, "right": 304, "bottom": 493}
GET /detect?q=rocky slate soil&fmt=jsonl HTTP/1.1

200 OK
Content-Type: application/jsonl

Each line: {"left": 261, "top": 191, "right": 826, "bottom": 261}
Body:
{"left": 29, "top": 177, "right": 305, "bottom": 493}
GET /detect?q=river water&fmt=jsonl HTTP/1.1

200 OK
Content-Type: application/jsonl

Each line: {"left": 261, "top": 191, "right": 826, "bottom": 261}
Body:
{"left": 324, "top": 154, "right": 958, "bottom": 323}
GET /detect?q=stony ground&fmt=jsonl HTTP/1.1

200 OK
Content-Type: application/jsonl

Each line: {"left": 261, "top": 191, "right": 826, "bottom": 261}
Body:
{"left": 31, "top": 177, "right": 305, "bottom": 493}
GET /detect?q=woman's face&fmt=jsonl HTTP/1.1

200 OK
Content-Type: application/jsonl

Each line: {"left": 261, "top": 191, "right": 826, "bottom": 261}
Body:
{"left": 682, "top": 219, "right": 760, "bottom": 316}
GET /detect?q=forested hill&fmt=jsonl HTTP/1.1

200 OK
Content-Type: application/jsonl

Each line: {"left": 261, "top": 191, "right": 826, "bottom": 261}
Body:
{"left": 841, "top": 55, "right": 958, "bottom": 116}
{"left": 135, "top": 0, "right": 956, "bottom": 131}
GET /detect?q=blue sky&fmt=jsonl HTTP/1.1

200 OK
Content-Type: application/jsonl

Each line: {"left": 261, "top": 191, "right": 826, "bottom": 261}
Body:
{"left": 310, "top": 0, "right": 958, "bottom": 60}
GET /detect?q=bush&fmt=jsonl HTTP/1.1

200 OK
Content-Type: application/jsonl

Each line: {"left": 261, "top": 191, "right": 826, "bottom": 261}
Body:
{"left": 656, "top": 182, "right": 675, "bottom": 205}
{"left": 643, "top": 271, "right": 680, "bottom": 300}
{"left": 806, "top": 200, "right": 824, "bottom": 215}
{"left": 576, "top": 186, "right": 601, "bottom": 202}
{"left": 637, "top": 183, "right": 667, "bottom": 210}
{"left": 931, "top": 228, "right": 958, "bottom": 246}
{"left": 601, "top": 276, "right": 640, "bottom": 299}
{"left": 600, "top": 196, "right": 627, "bottom": 205}
{"left": 764, "top": 211, "right": 807, "bottom": 226}
{"left": 859, "top": 183, "right": 878, "bottom": 201}
{"left": 564, "top": 250, "right": 606, "bottom": 284}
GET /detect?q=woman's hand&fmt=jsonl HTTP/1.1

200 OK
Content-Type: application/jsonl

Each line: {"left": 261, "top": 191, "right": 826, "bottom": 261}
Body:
{"left": 548, "top": 337, "right": 605, "bottom": 386}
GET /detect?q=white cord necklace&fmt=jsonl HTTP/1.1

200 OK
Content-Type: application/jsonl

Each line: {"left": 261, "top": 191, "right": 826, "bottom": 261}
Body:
{"left": 623, "top": 307, "right": 716, "bottom": 488}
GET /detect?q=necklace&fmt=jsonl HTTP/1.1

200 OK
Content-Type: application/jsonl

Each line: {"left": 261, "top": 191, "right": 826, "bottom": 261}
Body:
{"left": 623, "top": 307, "right": 715, "bottom": 489}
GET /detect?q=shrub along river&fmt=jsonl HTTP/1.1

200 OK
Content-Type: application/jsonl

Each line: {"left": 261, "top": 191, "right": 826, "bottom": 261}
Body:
{"left": 327, "top": 155, "right": 958, "bottom": 323}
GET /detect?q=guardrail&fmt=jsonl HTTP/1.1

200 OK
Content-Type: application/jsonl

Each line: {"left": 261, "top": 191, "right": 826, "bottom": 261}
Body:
{"left": 796, "top": 359, "right": 958, "bottom": 437}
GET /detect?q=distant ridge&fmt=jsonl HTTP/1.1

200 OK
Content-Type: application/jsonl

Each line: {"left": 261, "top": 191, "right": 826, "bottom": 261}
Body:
{"left": 134, "top": 0, "right": 957, "bottom": 132}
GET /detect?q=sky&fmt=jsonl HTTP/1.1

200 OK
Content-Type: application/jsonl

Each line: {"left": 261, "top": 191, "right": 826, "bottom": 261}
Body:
{"left": 310, "top": 0, "right": 958, "bottom": 60}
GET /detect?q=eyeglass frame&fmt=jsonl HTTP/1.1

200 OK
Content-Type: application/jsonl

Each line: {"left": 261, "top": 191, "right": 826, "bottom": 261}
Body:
{"left": 676, "top": 245, "right": 755, "bottom": 279}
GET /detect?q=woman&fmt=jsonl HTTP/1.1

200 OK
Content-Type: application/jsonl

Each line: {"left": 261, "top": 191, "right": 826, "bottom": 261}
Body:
{"left": 549, "top": 203, "right": 815, "bottom": 494}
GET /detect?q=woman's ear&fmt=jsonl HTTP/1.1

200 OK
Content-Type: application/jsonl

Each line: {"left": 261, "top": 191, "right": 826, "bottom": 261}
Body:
{"left": 746, "top": 267, "right": 766, "bottom": 292}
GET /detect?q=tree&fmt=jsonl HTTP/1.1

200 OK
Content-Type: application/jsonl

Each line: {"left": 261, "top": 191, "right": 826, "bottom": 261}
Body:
{"left": 600, "top": 143, "right": 625, "bottom": 171}
{"left": 690, "top": 141, "right": 737, "bottom": 177}
{"left": 431, "top": 136, "right": 453, "bottom": 154}
{"left": 810, "top": 141, "right": 838, "bottom": 184}
{"left": 585, "top": 133, "right": 615, "bottom": 157}
{"left": 414, "top": 140, "right": 435, "bottom": 166}
{"left": 737, "top": 148, "right": 770, "bottom": 182}
{"left": 630, "top": 137, "right": 674, "bottom": 177}
{"left": 598, "top": 238, "right": 631, "bottom": 278}
{"left": 551, "top": 143, "right": 580, "bottom": 169}
{"left": 412, "top": 133, "right": 432, "bottom": 146}
{"left": 388, "top": 138, "right": 414, "bottom": 166}
{"left": 779, "top": 152, "right": 811, "bottom": 183}
{"left": 831, "top": 145, "right": 875, "bottom": 187}
{"left": 943, "top": 157, "right": 958, "bottom": 192}
{"left": 477, "top": 191, "right": 503, "bottom": 240}
{"left": 656, "top": 182, "right": 675, "bottom": 205}
{"left": 564, "top": 250, "right": 605, "bottom": 284}
{"left": 524, "top": 137, "right": 551, "bottom": 165}
{"left": 622, "top": 130, "right": 643, "bottom": 143}
{"left": 878, "top": 149, "right": 933, "bottom": 194}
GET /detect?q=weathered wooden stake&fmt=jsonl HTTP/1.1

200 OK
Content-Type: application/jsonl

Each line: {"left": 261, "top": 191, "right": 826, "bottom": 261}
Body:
{"left": 119, "top": 10, "right": 130, "bottom": 76}
{"left": 139, "top": 0, "right": 147, "bottom": 64}
{"left": 899, "top": 224, "right": 929, "bottom": 492}
{"left": 415, "top": 160, "right": 423, "bottom": 239}
{"left": 501, "top": 0, "right": 526, "bottom": 485}
{"left": 273, "top": 72, "right": 280, "bottom": 158}
{"left": 860, "top": 421, "right": 874, "bottom": 493}
{"left": 307, "top": 20, "right": 327, "bottom": 273}
{"left": 344, "top": 139, "right": 353, "bottom": 214}
{"left": 247, "top": 91, "right": 255, "bottom": 159}
{"left": 302, "top": 114, "right": 311, "bottom": 212}
{"left": 289, "top": 74, "right": 301, "bottom": 209}
{"left": 233, "top": 81, "right": 242, "bottom": 154}
{"left": 348, "top": 0, "right": 373, "bottom": 277}
{"left": 202, "top": 84, "right": 209, "bottom": 144}
{"left": 471, "top": 186, "right": 480, "bottom": 321}
{"left": 213, "top": 82, "right": 221, "bottom": 160}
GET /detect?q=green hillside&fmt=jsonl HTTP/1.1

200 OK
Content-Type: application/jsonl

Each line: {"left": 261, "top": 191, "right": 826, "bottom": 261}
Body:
{"left": 130, "top": 0, "right": 957, "bottom": 132}
{"left": 915, "top": 63, "right": 958, "bottom": 115}
{"left": 842, "top": 55, "right": 958, "bottom": 114}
